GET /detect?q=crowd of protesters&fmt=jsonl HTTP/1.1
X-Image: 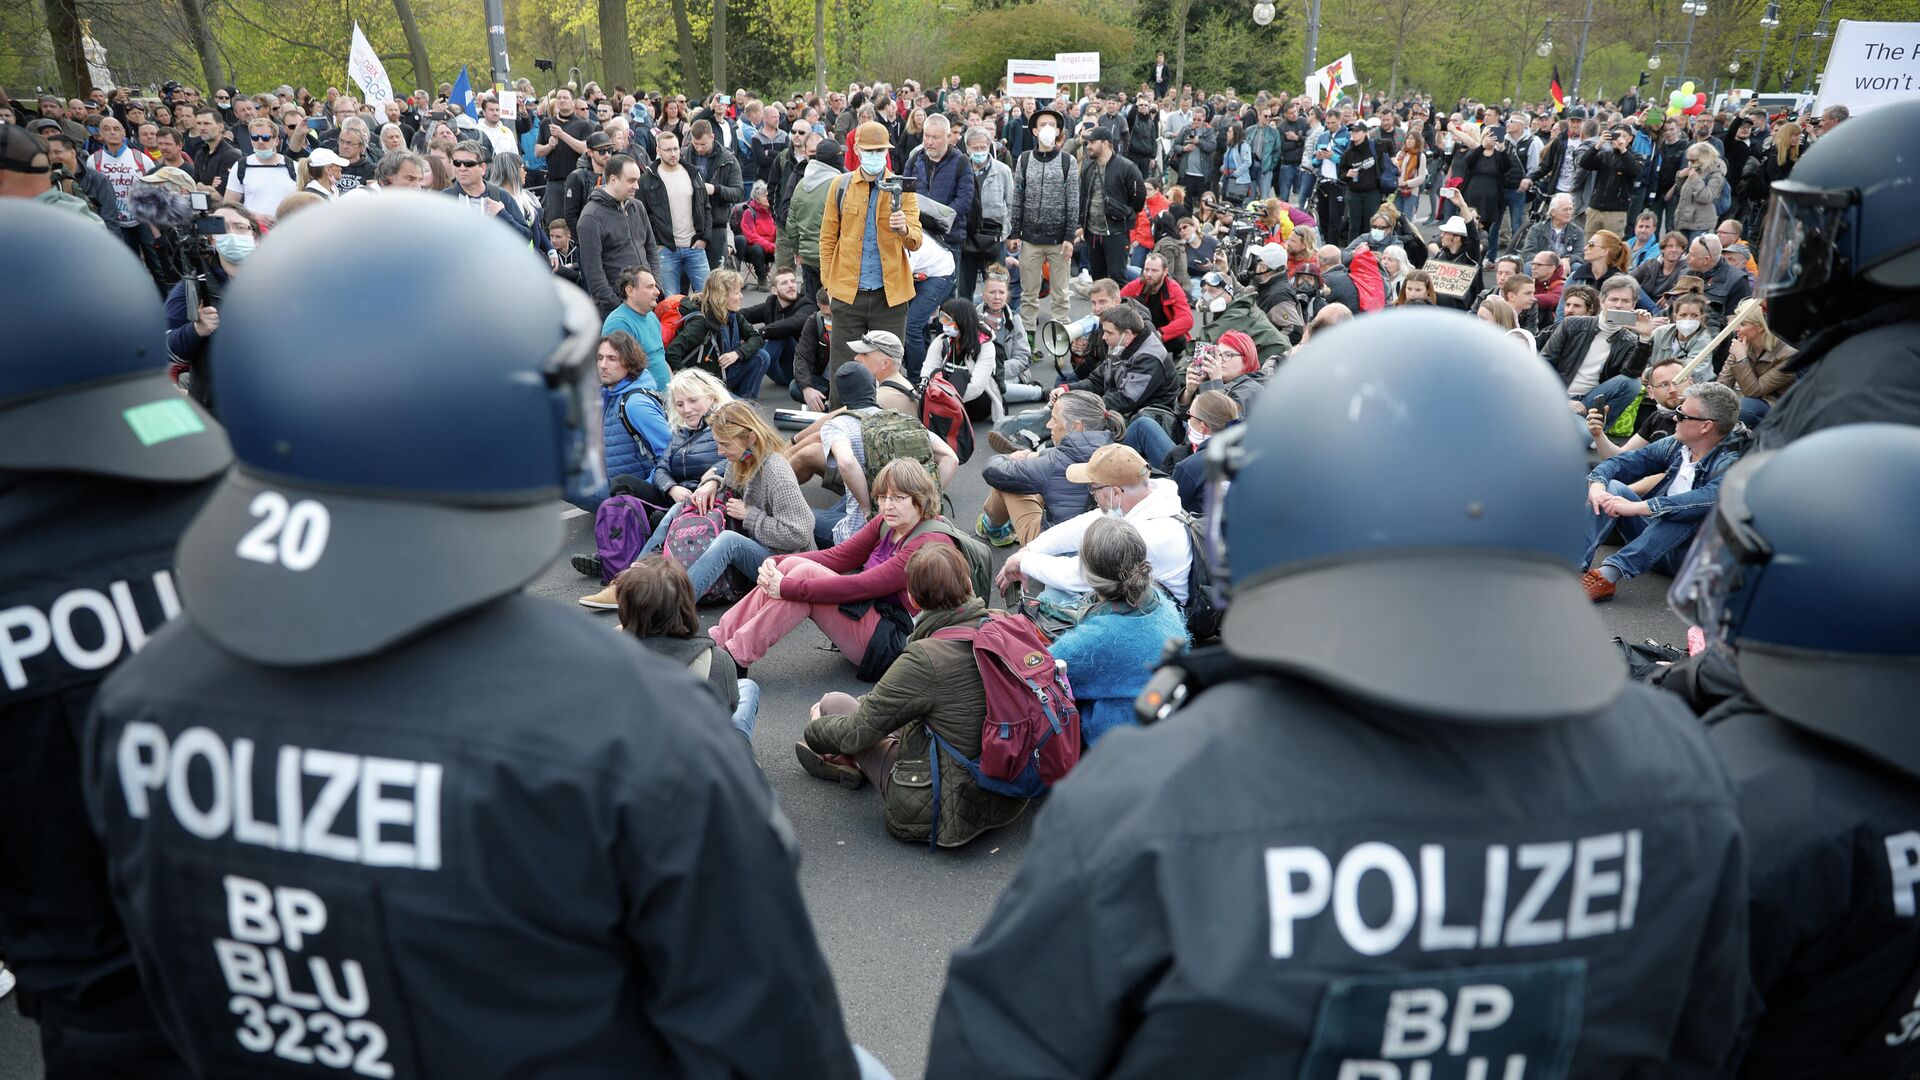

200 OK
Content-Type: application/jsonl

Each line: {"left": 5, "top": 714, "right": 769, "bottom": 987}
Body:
{"left": 0, "top": 65, "right": 1855, "bottom": 847}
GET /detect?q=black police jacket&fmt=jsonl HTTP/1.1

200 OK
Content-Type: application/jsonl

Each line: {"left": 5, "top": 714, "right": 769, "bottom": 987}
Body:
{"left": 929, "top": 672, "right": 1749, "bottom": 1078}
{"left": 1707, "top": 701, "right": 1920, "bottom": 1078}
{"left": 1753, "top": 313, "right": 1920, "bottom": 452}
{"left": 0, "top": 473, "right": 207, "bottom": 1069}
{"left": 82, "top": 592, "right": 861, "bottom": 1079}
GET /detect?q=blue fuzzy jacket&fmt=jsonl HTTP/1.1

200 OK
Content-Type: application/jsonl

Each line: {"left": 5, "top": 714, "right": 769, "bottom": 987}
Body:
{"left": 1049, "top": 596, "right": 1189, "bottom": 747}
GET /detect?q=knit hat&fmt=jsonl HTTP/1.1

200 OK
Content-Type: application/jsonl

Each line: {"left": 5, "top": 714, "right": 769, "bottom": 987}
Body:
{"left": 835, "top": 361, "right": 877, "bottom": 410}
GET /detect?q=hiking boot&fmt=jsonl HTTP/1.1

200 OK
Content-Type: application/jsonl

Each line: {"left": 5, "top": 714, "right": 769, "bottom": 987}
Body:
{"left": 987, "top": 428, "right": 1040, "bottom": 455}
{"left": 571, "top": 554, "right": 603, "bottom": 579}
{"left": 579, "top": 583, "right": 619, "bottom": 610}
{"left": 795, "top": 742, "right": 865, "bottom": 788}
{"left": 1581, "top": 569, "right": 1617, "bottom": 603}
{"left": 975, "top": 512, "right": 1018, "bottom": 548}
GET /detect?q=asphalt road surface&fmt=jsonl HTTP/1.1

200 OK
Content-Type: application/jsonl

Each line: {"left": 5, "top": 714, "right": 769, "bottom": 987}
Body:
{"left": 0, "top": 288, "right": 1691, "bottom": 1080}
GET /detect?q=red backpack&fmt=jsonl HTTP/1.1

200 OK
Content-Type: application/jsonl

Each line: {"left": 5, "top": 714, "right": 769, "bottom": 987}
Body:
{"left": 919, "top": 369, "right": 975, "bottom": 463}
{"left": 923, "top": 613, "right": 1080, "bottom": 846}
{"left": 655, "top": 294, "right": 687, "bottom": 346}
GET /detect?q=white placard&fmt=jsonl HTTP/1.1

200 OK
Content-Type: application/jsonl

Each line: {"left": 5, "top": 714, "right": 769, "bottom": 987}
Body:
{"left": 1812, "top": 20, "right": 1920, "bottom": 117}
{"left": 1054, "top": 52, "right": 1101, "bottom": 83}
{"left": 497, "top": 89, "right": 518, "bottom": 120}
{"left": 1007, "top": 59, "right": 1058, "bottom": 99}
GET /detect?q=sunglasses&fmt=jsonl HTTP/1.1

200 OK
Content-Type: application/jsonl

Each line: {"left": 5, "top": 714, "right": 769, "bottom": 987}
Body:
{"left": 452, "top": 159, "right": 481, "bottom": 167}
{"left": 1675, "top": 412, "right": 1714, "bottom": 424}
{"left": 250, "top": 134, "right": 275, "bottom": 142}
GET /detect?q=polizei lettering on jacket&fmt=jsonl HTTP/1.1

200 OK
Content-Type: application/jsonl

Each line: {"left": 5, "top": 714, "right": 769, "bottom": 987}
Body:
{"left": 0, "top": 570, "right": 180, "bottom": 691}
{"left": 1266, "top": 831, "right": 1643, "bottom": 958}
{"left": 116, "top": 722, "right": 443, "bottom": 871}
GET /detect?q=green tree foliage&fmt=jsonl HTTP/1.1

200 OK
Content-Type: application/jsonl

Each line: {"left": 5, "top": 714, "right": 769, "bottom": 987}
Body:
{"left": 944, "top": 1, "right": 1135, "bottom": 91}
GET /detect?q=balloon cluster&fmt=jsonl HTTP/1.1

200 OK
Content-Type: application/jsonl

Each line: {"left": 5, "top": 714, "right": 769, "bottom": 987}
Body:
{"left": 1667, "top": 81, "right": 1708, "bottom": 117}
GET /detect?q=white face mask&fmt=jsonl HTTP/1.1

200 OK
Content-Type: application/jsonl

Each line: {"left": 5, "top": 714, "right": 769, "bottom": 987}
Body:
{"left": 1369, "top": 228, "right": 1387, "bottom": 242}
{"left": 1036, "top": 126, "right": 1058, "bottom": 149}
{"left": 1675, "top": 318, "right": 1701, "bottom": 335}
{"left": 1207, "top": 293, "right": 1228, "bottom": 313}
{"left": 859, "top": 149, "right": 888, "bottom": 175}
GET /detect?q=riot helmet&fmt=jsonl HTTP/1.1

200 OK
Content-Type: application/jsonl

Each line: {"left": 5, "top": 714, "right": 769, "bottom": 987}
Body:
{"left": 0, "top": 200, "right": 230, "bottom": 482}
{"left": 1669, "top": 422, "right": 1920, "bottom": 777}
{"left": 1756, "top": 99, "right": 1920, "bottom": 341}
{"left": 1204, "top": 308, "right": 1618, "bottom": 723}
{"left": 174, "top": 194, "right": 604, "bottom": 666}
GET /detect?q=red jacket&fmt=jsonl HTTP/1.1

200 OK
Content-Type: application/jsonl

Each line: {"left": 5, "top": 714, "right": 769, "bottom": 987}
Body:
{"left": 1534, "top": 265, "right": 1567, "bottom": 312}
{"left": 1131, "top": 191, "right": 1170, "bottom": 249}
{"left": 742, "top": 200, "right": 776, "bottom": 253}
{"left": 1121, "top": 276, "right": 1194, "bottom": 344}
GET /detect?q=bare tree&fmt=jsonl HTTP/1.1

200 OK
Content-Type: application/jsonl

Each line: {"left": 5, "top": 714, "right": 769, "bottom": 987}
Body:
{"left": 597, "top": 0, "right": 631, "bottom": 91}
{"left": 42, "top": 0, "right": 89, "bottom": 96}
{"left": 392, "top": 0, "right": 432, "bottom": 94}
{"left": 174, "top": 0, "right": 226, "bottom": 92}
{"left": 670, "top": 0, "right": 699, "bottom": 95}
{"left": 709, "top": 0, "right": 726, "bottom": 100}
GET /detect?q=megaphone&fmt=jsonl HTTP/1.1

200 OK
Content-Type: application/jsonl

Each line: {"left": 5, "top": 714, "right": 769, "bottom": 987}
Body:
{"left": 1038, "top": 314, "right": 1100, "bottom": 359}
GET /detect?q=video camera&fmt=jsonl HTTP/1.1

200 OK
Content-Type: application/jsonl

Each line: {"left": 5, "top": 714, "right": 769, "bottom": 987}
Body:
{"left": 127, "top": 182, "right": 231, "bottom": 326}
{"left": 876, "top": 175, "right": 920, "bottom": 196}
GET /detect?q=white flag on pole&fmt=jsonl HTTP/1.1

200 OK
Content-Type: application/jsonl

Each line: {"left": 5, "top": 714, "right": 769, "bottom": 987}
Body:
{"left": 1313, "top": 53, "right": 1359, "bottom": 91}
{"left": 348, "top": 22, "right": 395, "bottom": 106}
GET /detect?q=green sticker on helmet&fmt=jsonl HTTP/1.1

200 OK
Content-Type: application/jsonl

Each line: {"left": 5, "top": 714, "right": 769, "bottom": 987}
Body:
{"left": 123, "top": 399, "right": 207, "bottom": 447}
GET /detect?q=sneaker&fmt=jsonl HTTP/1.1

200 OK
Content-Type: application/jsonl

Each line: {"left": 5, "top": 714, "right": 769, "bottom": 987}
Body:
{"left": 1581, "top": 569, "right": 1617, "bottom": 603}
{"left": 975, "top": 512, "right": 1018, "bottom": 548}
{"left": 578, "top": 583, "right": 619, "bottom": 610}
{"left": 987, "top": 429, "right": 1041, "bottom": 455}
{"left": 0, "top": 963, "right": 13, "bottom": 1001}
{"left": 795, "top": 741, "right": 865, "bottom": 788}
{"left": 571, "top": 554, "right": 603, "bottom": 579}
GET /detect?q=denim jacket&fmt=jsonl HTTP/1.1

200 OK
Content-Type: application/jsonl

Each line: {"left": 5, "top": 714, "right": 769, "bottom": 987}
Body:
{"left": 1588, "top": 424, "right": 1750, "bottom": 522}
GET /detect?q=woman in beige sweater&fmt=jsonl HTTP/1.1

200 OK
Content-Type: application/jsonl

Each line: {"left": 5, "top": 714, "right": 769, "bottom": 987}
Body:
{"left": 676, "top": 400, "right": 817, "bottom": 599}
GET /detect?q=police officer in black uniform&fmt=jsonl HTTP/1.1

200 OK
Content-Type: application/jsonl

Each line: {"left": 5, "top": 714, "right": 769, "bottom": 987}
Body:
{"left": 1667, "top": 423, "right": 1920, "bottom": 1077}
{"left": 1749, "top": 97, "right": 1920, "bottom": 450}
{"left": 0, "top": 202, "right": 223, "bottom": 1078}
{"left": 927, "top": 309, "right": 1750, "bottom": 1077}
{"left": 80, "top": 195, "right": 864, "bottom": 1078}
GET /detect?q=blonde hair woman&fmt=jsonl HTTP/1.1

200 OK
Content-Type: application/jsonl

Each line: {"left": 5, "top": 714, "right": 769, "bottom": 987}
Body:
{"left": 669, "top": 401, "right": 815, "bottom": 601}
{"left": 664, "top": 268, "right": 771, "bottom": 398}
{"left": 1669, "top": 140, "right": 1726, "bottom": 237}
{"left": 1719, "top": 298, "right": 1798, "bottom": 425}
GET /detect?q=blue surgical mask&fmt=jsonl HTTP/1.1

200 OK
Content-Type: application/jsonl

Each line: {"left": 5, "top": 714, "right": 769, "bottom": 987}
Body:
{"left": 1105, "top": 506, "right": 1127, "bottom": 520}
{"left": 213, "top": 233, "right": 255, "bottom": 263}
{"left": 253, "top": 146, "right": 275, "bottom": 161}
{"left": 1369, "top": 228, "right": 1387, "bottom": 242}
{"left": 859, "top": 149, "right": 888, "bottom": 174}
{"left": 969, "top": 150, "right": 988, "bottom": 165}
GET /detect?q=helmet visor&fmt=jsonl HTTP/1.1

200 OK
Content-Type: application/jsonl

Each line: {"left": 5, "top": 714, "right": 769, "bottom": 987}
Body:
{"left": 1202, "top": 422, "right": 1247, "bottom": 588}
{"left": 1667, "top": 451, "right": 1772, "bottom": 647}
{"left": 1754, "top": 187, "right": 1851, "bottom": 299}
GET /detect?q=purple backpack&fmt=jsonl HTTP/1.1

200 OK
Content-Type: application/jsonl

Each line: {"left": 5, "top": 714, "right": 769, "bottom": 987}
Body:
{"left": 593, "top": 495, "right": 661, "bottom": 584}
{"left": 663, "top": 495, "right": 751, "bottom": 603}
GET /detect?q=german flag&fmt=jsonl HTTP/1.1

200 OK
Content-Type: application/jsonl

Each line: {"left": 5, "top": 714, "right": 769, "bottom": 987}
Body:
{"left": 1550, "top": 66, "right": 1566, "bottom": 114}
{"left": 1010, "top": 71, "right": 1053, "bottom": 91}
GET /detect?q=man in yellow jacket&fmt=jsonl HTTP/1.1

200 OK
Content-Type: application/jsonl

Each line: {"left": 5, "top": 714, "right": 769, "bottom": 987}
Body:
{"left": 818, "top": 121, "right": 923, "bottom": 373}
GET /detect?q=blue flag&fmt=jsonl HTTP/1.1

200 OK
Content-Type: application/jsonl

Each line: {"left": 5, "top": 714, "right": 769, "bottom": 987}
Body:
{"left": 450, "top": 66, "right": 476, "bottom": 119}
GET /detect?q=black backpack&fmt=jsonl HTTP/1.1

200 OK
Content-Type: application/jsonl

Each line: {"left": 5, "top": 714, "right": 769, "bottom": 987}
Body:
{"left": 1175, "top": 511, "right": 1223, "bottom": 644}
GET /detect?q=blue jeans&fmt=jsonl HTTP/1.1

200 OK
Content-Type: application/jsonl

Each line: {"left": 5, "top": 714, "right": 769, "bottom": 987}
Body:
{"left": 1394, "top": 193, "right": 1420, "bottom": 222}
{"left": 1280, "top": 163, "right": 1310, "bottom": 205}
{"left": 904, "top": 272, "right": 956, "bottom": 376}
{"left": 723, "top": 346, "right": 772, "bottom": 400}
{"left": 1503, "top": 189, "right": 1528, "bottom": 250}
{"left": 1579, "top": 376, "right": 1642, "bottom": 431}
{"left": 640, "top": 501, "right": 687, "bottom": 557}
{"left": 813, "top": 503, "right": 848, "bottom": 548}
{"left": 790, "top": 374, "right": 827, "bottom": 403}
{"left": 731, "top": 678, "right": 760, "bottom": 743}
{"left": 659, "top": 246, "right": 710, "bottom": 295}
{"left": 1738, "top": 396, "right": 1771, "bottom": 427}
{"left": 1584, "top": 479, "right": 1699, "bottom": 580}
{"left": 763, "top": 337, "right": 797, "bottom": 388}
{"left": 686, "top": 529, "right": 774, "bottom": 600}
{"left": 1123, "top": 415, "right": 1177, "bottom": 469}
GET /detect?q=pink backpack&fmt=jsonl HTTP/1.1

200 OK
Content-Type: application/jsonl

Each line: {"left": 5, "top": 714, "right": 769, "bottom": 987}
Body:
{"left": 661, "top": 496, "right": 750, "bottom": 603}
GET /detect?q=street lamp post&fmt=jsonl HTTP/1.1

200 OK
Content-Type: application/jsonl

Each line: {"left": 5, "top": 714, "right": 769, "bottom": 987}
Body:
{"left": 1678, "top": 0, "right": 1707, "bottom": 88}
{"left": 1570, "top": 0, "right": 1598, "bottom": 98}
{"left": 1803, "top": 0, "right": 1833, "bottom": 94}
{"left": 1756, "top": 2, "right": 1781, "bottom": 93}
{"left": 1303, "top": 0, "right": 1323, "bottom": 83}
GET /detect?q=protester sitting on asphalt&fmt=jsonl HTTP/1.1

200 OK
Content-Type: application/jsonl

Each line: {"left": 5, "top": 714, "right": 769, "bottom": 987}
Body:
{"left": 711, "top": 458, "right": 962, "bottom": 678}
{"left": 573, "top": 331, "right": 671, "bottom": 516}
{"left": 742, "top": 267, "right": 817, "bottom": 392}
{"left": 665, "top": 268, "right": 774, "bottom": 400}
{"left": 920, "top": 298, "right": 1003, "bottom": 421}
{"left": 976, "top": 268, "right": 1042, "bottom": 404}
{"left": 1194, "top": 271, "right": 1289, "bottom": 367}
{"left": 794, "top": 543, "right": 1028, "bottom": 849}
{"left": 1581, "top": 382, "right": 1746, "bottom": 602}
{"left": 789, "top": 288, "right": 835, "bottom": 408}
{"left": 1541, "top": 275, "right": 1655, "bottom": 423}
{"left": 994, "top": 444, "right": 1191, "bottom": 606}
{"left": 617, "top": 556, "right": 760, "bottom": 744}
{"left": 1717, "top": 298, "right": 1798, "bottom": 427}
{"left": 615, "top": 367, "right": 729, "bottom": 509}
{"left": 789, "top": 330, "right": 928, "bottom": 483}
{"left": 977, "top": 391, "right": 1120, "bottom": 548}
{"left": 1587, "top": 358, "right": 1689, "bottom": 480}
{"left": 600, "top": 265, "right": 673, "bottom": 391}
{"left": 1125, "top": 330, "right": 1264, "bottom": 468}
{"left": 1048, "top": 303, "right": 1176, "bottom": 430}
{"left": 1043, "top": 517, "right": 1190, "bottom": 747}
{"left": 1165, "top": 390, "right": 1238, "bottom": 514}
{"left": 1642, "top": 292, "right": 1712, "bottom": 381}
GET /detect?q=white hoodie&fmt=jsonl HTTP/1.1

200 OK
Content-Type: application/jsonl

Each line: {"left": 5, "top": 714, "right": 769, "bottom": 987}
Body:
{"left": 1023, "top": 478, "right": 1191, "bottom": 602}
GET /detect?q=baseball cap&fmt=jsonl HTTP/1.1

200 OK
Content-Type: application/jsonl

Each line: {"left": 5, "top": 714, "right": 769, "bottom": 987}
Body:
{"left": 855, "top": 120, "right": 893, "bottom": 150}
{"left": 0, "top": 126, "right": 50, "bottom": 173}
{"left": 1065, "top": 443, "right": 1150, "bottom": 486}
{"left": 1083, "top": 125, "right": 1113, "bottom": 144}
{"left": 585, "top": 131, "right": 614, "bottom": 151}
{"left": 1254, "top": 242, "right": 1287, "bottom": 270}
{"left": 845, "top": 329, "right": 903, "bottom": 360}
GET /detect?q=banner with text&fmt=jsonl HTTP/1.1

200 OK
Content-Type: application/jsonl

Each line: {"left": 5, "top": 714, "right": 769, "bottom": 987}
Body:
{"left": 347, "top": 23, "right": 394, "bottom": 106}
{"left": 1008, "top": 59, "right": 1058, "bottom": 99}
{"left": 1813, "top": 20, "right": 1920, "bottom": 116}
{"left": 1055, "top": 52, "right": 1101, "bottom": 83}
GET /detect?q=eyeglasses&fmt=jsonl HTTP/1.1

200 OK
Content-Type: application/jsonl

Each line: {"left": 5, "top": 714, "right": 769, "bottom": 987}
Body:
{"left": 249, "top": 134, "right": 275, "bottom": 142}
{"left": 451, "top": 159, "right": 481, "bottom": 168}
{"left": 1650, "top": 379, "right": 1684, "bottom": 390}
{"left": 1675, "top": 411, "right": 1714, "bottom": 424}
